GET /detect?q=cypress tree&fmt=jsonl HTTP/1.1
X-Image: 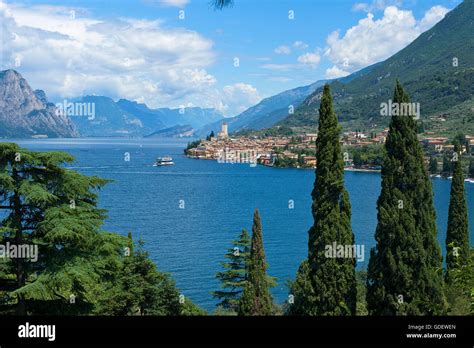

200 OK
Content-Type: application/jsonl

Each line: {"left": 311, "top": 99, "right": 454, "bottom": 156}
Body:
{"left": 442, "top": 155, "right": 453, "bottom": 177}
{"left": 291, "top": 84, "right": 356, "bottom": 315}
{"left": 429, "top": 157, "right": 438, "bottom": 174}
{"left": 366, "top": 80, "right": 446, "bottom": 315}
{"left": 445, "top": 142, "right": 469, "bottom": 281}
{"left": 212, "top": 229, "right": 251, "bottom": 311}
{"left": 238, "top": 209, "right": 273, "bottom": 315}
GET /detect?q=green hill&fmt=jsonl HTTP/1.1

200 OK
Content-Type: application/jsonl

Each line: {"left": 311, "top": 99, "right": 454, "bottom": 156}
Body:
{"left": 279, "top": 0, "right": 474, "bottom": 134}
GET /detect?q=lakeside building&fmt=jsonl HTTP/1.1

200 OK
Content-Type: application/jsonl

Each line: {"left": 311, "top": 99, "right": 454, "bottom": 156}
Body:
{"left": 186, "top": 130, "right": 473, "bottom": 169}
{"left": 217, "top": 123, "right": 228, "bottom": 139}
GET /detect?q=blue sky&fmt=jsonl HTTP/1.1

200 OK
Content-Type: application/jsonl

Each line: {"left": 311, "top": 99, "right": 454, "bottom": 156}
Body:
{"left": 0, "top": 0, "right": 463, "bottom": 116}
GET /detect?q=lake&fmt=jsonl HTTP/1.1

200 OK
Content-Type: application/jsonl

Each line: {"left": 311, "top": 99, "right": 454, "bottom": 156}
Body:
{"left": 9, "top": 138, "right": 474, "bottom": 311}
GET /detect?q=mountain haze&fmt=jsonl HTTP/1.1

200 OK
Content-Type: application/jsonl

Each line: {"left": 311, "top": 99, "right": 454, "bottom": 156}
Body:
{"left": 71, "top": 97, "right": 223, "bottom": 137}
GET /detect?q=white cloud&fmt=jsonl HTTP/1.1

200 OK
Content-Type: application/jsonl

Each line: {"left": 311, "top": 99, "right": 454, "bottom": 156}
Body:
{"left": 293, "top": 41, "right": 309, "bottom": 49}
{"left": 418, "top": 5, "right": 450, "bottom": 32}
{"left": 0, "top": 2, "right": 262, "bottom": 116}
{"left": 297, "top": 52, "right": 321, "bottom": 68}
{"left": 219, "top": 83, "right": 262, "bottom": 115}
{"left": 325, "top": 65, "right": 350, "bottom": 79}
{"left": 352, "top": 0, "right": 403, "bottom": 12}
{"left": 325, "top": 5, "right": 449, "bottom": 76}
{"left": 274, "top": 45, "right": 291, "bottom": 55}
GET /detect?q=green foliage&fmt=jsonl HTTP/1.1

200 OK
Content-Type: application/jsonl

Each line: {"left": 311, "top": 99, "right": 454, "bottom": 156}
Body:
{"left": 366, "top": 81, "right": 446, "bottom": 315}
{"left": 212, "top": 229, "right": 250, "bottom": 311}
{"left": 445, "top": 248, "right": 474, "bottom": 315}
{"left": 469, "top": 157, "right": 474, "bottom": 178}
{"left": 285, "top": 260, "right": 316, "bottom": 315}
{"left": 347, "top": 145, "right": 385, "bottom": 167}
{"left": 0, "top": 143, "right": 204, "bottom": 316}
{"left": 206, "top": 131, "right": 215, "bottom": 141}
{"left": 278, "top": 1, "right": 474, "bottom": 135}
{"left": 445, "top": 143, "right": 470, "bottom": 282}
{"left": 442, "top": 155, "right": 453, "bottom": 177}
{"left": 238, "top": 209, "right": 273, "bottom": 315}
{"left": 297, "top": 85, "right": 357, "bottom": 315}
{"left": 180, "top": 299, "right": 208, "bottom": 316}
{"left": 95, "top": 237, "right": 183, "bottom": 316}
{"left": 429, "top": 157, "right": 439, "bottom": 174}
{"left": 184, "top": 140, "right": 201, "bottom": 154}
{"left": 234, "top": 125, "right": 294, "bottom": 138}
{"left": 273, "top": 156, "right": 298, "bottom": 168}
{"left": 356, "top": 271, "right": 368, "bottom": 316}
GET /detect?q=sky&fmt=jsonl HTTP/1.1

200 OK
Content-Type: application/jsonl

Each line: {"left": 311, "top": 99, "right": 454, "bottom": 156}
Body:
{"left": 0, "top": 0, "right": 463, "bottom": 116}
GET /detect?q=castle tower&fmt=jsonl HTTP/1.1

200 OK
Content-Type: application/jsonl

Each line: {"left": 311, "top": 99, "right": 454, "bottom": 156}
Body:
{"left": 218, "top": 122, "right": 228, "bottom": 138}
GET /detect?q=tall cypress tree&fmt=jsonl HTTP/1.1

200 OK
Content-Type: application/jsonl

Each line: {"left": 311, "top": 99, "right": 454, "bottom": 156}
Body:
{"left": 238, "top": 209, "right": 273, "bottom": 315}
{"left": 291, "top": 84, "right": 356, "bottom": 315}
{"left": 366, "top": 80, "right": 446, "bottom": 315}
{"left": 445, "top": 142, "right": 470, "bottom": 281}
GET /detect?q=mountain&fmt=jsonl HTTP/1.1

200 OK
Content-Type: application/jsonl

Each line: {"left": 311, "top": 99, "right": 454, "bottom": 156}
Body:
{"left": 197, "top": 62, "right": 382, "bottom": 136}
{"left": 116, "top": 99, "right": 223, "bottom": 129}
{"left": 145, "top": 124, "right": 194, "bottom": 138}
{"left": 0, "top": 70, "right": 78, "bottom": 138}
{"left": 71, "top": 96, "right": 165, "bottom": 137}
{"left": 71, "top": 97, "right": 223, "bottom": 137}
{"left": 279, "top": 0, "right": 474, "bottom": 131}
{"left": 197, "top": 79, "right": 330, "bottom": 136}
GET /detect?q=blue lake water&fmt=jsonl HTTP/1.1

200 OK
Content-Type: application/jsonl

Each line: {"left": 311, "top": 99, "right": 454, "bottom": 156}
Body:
{"left": 9, "top": 138, "right": 474, "bottom": 311}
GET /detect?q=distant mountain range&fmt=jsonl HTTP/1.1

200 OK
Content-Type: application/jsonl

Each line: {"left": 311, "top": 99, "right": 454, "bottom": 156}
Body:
{"left": 197, "top": 80, "right": 329, "bottom": 136}
{"left": 0, "top": 70, "right": 224, "bottom": 138}
{"left": 196, "top": 61, "right": 381, "bottom": 136}
{"left": 145, "top": 124, "right": 194, "bottom": 138}
{"left": 1, "top": 1, "right": 471, "bottom": 139}
{"left": 278, "top": 0, "right": 474, "bottom": 131}
{"left": 71, "top": 96, "right": 223, "bottom": 137}
{"left": 0, "top": 70, "right": 78, "bottom": 138}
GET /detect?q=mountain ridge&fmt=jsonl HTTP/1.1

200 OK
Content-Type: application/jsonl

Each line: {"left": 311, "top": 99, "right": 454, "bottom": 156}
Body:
{"left": 0, "top": 70, "right": 79, "bottom": 138}
{"left": 279, "top": 0, "right": 474, "bottom": 131}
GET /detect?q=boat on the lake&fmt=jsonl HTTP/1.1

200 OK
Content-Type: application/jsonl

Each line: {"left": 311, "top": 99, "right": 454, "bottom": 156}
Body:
{"left": 154, "top": 156, "right": 175, "bottom": 166}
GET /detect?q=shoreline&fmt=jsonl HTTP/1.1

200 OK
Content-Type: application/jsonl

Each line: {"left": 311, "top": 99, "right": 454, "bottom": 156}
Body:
{"left": 185, "top": 155, "right": 382, "bottom": 172}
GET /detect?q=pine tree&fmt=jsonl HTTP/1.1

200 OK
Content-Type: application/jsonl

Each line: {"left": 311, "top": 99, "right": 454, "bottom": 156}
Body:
{"left": 212, "top": 229, "right": 251, "bottom": 311}
{"left": 290, "top": 84, "right": 356, "bottom": 315}
{"left": 96, "top": 236, "right": 182, "bottom": 316}
{"left": 0, "top": 143, "right": 109, "bottom": 314}
{"left": 238, "top": 209, "right": 273, "bottom": 315}
{"left": 366, "top": 80, "right": 446, "bottom": 315}
{"left": 0, "top": 143, "right": 205, "bottom": 315}
{"left": 445, "top": 142, "right": 470, "bottom": 282}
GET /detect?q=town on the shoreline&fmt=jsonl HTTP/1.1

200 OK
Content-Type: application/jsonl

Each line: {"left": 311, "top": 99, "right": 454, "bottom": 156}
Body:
{"left": 185, "top": 123, "right": 474, "bottom": 176}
